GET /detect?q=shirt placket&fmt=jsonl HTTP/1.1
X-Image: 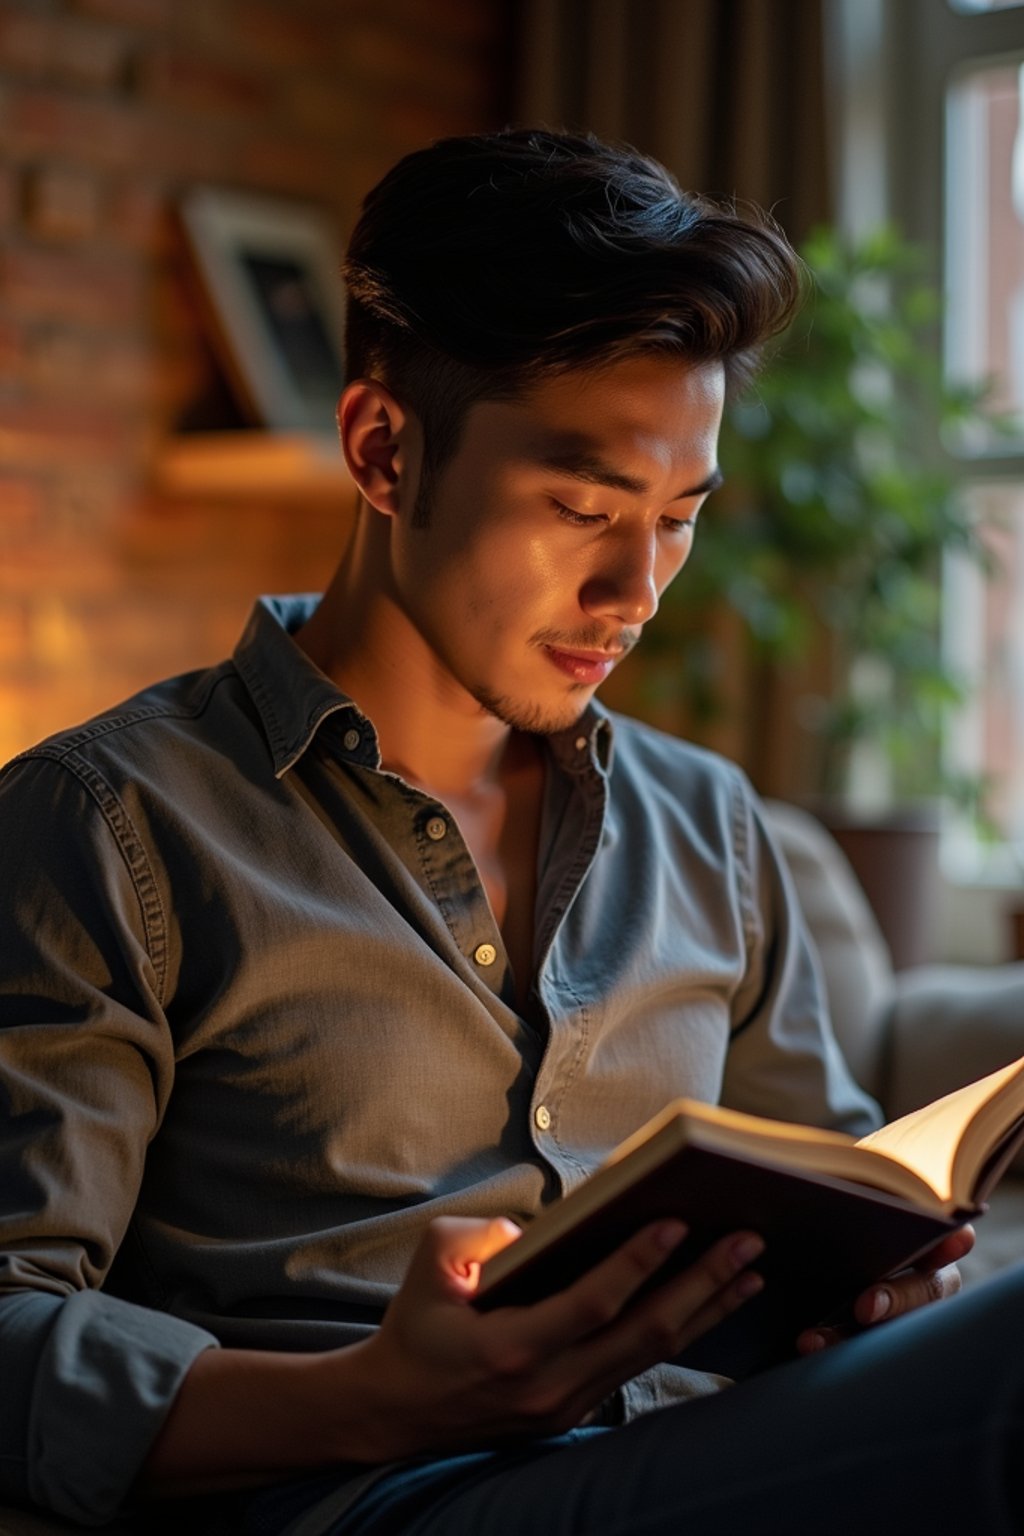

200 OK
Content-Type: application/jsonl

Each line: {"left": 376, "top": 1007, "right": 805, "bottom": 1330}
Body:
{"left": 405, "top": 795, "right": 514, "bottom": 1005}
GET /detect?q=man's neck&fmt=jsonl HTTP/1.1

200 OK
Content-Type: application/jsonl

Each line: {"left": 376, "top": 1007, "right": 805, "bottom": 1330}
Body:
{"left": 295, "top": 547, "right": 517, "bottom": 800}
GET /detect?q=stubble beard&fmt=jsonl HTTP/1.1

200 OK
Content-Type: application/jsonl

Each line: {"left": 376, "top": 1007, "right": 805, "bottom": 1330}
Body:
{"left": 471, "top": 681, "right": 593, "bottom": 737}
{"left": 470, "top": 627, "right": 639, "bottom": 735}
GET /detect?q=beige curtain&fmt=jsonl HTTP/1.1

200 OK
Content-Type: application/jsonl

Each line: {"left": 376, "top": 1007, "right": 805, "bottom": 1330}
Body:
{"left": 517, "top": 0, "right": 831, "bottom": 247}
{"left": 515, "top": 0, "right": 833, "bottom": 794}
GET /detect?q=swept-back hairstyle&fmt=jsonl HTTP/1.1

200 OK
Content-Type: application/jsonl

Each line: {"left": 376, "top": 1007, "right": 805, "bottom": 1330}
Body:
{"left": 343, "top": 128, "right": 802, "bottom": 519}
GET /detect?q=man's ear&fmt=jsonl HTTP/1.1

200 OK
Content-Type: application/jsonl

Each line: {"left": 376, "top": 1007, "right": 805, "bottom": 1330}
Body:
{"left": 336, "top": 379, "right": 420, "bottom": 517}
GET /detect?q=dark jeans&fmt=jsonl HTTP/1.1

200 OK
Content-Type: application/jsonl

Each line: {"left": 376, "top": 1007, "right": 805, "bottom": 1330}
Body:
{"left": 241, "top": 1264, "right": 1024, "bottom": 1536}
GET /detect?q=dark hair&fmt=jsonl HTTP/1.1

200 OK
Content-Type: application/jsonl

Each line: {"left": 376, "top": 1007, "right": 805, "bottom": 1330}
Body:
{"left": 343, "top": 127, "right": 803, "bottom": 520}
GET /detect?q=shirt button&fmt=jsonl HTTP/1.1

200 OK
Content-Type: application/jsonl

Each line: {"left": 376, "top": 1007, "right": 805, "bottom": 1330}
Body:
{"left": 342, "top": 728, "right": 361, "bottom": 751}
{"left": 474, "top": 942, "right": 497, "bottom": 967}
{"left": 534, "top": 1104, "right": 552, "bottom": 1131}
{"left": 574, "top": 735, "right": 588, "bottom": 751}
{"left": 426, "top": 816, "right": 447, "bottom": 841}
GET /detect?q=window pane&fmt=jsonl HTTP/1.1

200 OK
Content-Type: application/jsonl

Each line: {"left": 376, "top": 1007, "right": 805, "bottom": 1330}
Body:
{"left": 949, "top": 1, "right": 1024, "bottom": 11}
{"left": 944, "top": 483, "right": 1024, "bottom": 873}
{"left": 945, "top": 59, "right": 1024, "bottom": 448}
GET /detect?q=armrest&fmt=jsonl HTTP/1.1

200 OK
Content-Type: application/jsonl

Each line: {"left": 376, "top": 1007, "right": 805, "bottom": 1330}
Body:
{"left": 883, "top": 962, "right": 1024, "bottom": 1120}
{"left": 762, "top": 799, "right": 894, "bottom": 1098}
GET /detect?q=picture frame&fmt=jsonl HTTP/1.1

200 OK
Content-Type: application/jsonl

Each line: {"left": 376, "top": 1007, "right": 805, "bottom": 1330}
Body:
{"left": 180, "top": 187, "right": 347, "bottom": 437}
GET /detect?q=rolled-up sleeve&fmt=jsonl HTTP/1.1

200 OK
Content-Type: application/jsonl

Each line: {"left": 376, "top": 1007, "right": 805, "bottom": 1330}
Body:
{"left": 0, "top": 755, "right": 217, "bottom": 1523}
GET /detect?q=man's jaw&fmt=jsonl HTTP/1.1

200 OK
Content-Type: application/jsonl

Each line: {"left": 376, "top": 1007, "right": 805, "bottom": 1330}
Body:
{"left": 473, "top": 629, "right": 640, "bottom": 736}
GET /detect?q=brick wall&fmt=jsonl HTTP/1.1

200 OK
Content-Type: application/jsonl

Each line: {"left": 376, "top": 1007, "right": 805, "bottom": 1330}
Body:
{"left": 0, "top": 0, "right": 513, "bottom": 762}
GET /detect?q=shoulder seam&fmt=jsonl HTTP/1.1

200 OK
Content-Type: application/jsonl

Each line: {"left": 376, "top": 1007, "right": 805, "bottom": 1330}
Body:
{"left": 32, "top": 755, "right": 170, "bottom": 1007}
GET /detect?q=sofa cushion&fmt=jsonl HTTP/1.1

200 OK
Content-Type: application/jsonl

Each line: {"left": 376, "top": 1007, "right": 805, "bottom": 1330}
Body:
{"left": 763, "top": 799, "right": 894, "bottom": 1099}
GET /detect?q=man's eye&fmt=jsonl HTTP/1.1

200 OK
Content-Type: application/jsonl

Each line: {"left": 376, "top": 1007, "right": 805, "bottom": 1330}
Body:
{"left": 552, "top": 501, "right": 603, "bottom": 527}
{"left": 661, "top": 514, "right": 697, "bottom": 534}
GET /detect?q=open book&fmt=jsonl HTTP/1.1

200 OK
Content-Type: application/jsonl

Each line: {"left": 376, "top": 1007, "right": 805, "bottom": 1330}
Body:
{"left": 475, "top": 1056, "right": 1024, "bottom": 1378}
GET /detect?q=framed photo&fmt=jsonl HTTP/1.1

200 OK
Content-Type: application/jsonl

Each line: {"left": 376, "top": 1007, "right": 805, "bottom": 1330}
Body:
{"left": 180, "top": 187, "right": 347, "bottom": 437}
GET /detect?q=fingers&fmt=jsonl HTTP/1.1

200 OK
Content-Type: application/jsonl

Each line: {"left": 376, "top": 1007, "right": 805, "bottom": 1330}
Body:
{"left": 405, "top": 1216, "right": 524, "bottom": 1301}
{"left": 799, "top": 1244, "right": 969, "bottom": 1353}
{"left": 379, "top": 1217, "right": 766, "bottom": 1449}
{"left": 796, "top": 1323, "right": 842, "bottom": 1355}
{"left": 514, "top": 1221, "right": 764, "bottom": 1359}
{"left": 551, "top": 1229, "right": 765, "bottom": 1416}
{"left": 852, "top": 1228, "right": 972, "bottom": 1330}
{"left": 913, "top": 1224, "right": 975, "bottom": 1270}
{"left": 629, "top": 1229, "right": 766, "bottom": 1356}
{"left": 854, "top": 1260, "right": 962, "bottom": 1328}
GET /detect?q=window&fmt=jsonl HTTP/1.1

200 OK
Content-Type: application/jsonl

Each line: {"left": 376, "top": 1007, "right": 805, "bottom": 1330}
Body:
{"left": 946, "top": 57, "right": 1024, "bottom": 444}
{"left": 833, "top": 0, "right": 1024, "bottom": 882}
{"left": 943, "top": 25, "right": 1024, "bottom": 870}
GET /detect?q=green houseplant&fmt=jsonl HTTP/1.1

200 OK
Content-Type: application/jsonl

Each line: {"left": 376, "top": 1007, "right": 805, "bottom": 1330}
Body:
{"left": 632, "top": 226, "right": 996, "bottom": 963}
{"left": 643, "top": 224, "right": 993, "bottom": 807}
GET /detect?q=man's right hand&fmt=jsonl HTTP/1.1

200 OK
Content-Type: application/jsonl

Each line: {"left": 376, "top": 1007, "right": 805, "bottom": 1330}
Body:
{"left": 328, "top": 1214, "right": 765, "bottom": 1463}
{"left": 144, "top": 1215, "right": 764, "bottom": 1495}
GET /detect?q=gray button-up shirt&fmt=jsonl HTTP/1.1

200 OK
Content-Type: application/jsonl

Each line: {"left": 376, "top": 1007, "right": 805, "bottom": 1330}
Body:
{"left": 0, "top": 595, "right": 877, "bottom": 1522}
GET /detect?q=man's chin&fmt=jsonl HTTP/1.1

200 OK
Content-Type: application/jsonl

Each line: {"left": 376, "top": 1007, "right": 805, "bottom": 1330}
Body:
{"left": 473, "top": 685, "right": 592, "bottom": 737}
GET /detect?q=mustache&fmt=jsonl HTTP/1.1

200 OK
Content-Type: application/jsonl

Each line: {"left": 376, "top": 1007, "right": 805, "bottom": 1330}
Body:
{"left": 532, "top": 626, "right": 641, "bottom": 656}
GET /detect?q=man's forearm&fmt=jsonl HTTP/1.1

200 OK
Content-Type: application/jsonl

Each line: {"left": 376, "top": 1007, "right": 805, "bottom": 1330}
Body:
{"left": 141, "top": 1338, "right": 386, "bottom": 1497}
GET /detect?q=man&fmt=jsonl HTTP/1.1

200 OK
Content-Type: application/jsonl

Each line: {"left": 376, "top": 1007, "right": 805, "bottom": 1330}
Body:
{"left": 0, "top": 130, "right": 1018, "bottom": 1535}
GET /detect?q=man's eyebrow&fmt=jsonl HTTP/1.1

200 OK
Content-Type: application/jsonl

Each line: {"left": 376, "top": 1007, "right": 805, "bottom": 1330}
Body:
{"left": 535, "top": 449, "right": 724, "bottom": 501}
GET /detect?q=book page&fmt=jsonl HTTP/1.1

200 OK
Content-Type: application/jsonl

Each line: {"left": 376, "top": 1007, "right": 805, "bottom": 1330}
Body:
{"left": 855, "top": 1058, "right": 1024, "bottom": 1205}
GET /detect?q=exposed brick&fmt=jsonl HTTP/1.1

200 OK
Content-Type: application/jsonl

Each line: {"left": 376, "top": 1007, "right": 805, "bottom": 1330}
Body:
{"left": 339, "top": 22, "right": 493, "bottom": 110}
{"left": 69, "top": 0, "right": 172, "bottom": 30}
{"left": 0, "top": 243, "right": 146, "bottom": 326}
{"left": 215, "top": 2, "right": 330, "bottom": 72}
{"left": 4, "top": 86, "right": 149, "bottom": 171}
{"left": 135, "top": 47, "right": 274, "bottom": 121}
{"left": 384, "top": 97, "right": 493, "bottom": 150}
{"left": 132, "top": 114, "right": 244, "bottom": 185}
{"left": 0, "top": 0, "right": 512, "bottom": 761}
{"left": 0, "top": 12, "right": 52, "bottom": 78}
{"left": 0, "top": 13, "right": 129, "bottom": 90}
{"left": 277, "top": 77, "right": 366, "bottom": 143}
{"left": 236, "top": 135, "right": 355, "bottom": 202}
{"left": 0, "top": 398, "right": 139, "bottom": 467}
{"left": 107, "top": 177, "right": 170, "bottom": 252}
{"left": 0, "top": 162, "right": 18, "bottom": 226}
{"left": 24, "top": 163, "right": 102, "bottom": 241}
{"left": 0, "top": 319, "right": 28, "bottom": 383}
{"left": 0, "top": 474, "right": 46, "bottom": 535}
{"left": 22, "top": 325, "right": 163, "bottom": 408}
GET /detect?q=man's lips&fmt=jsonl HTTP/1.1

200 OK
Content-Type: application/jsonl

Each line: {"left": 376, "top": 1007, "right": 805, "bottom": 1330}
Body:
{"left": 542, "top": 645, "right": 623, "bottom": 685}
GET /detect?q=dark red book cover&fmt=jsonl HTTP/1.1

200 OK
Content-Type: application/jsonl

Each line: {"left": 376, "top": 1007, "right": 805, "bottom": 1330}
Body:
{"left": 475, "top": 1143, "right": 965, "bottom": 1378}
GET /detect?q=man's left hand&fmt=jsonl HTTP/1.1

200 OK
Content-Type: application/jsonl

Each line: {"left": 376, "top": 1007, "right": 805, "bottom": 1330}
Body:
{"left": 796, "top": 1224, "right": 976, "bottom": 1355}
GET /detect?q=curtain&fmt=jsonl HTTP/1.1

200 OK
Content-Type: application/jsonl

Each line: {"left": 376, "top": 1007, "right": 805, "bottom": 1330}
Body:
{"left": 517, "top": 0, "right": 832, "bottom": 248}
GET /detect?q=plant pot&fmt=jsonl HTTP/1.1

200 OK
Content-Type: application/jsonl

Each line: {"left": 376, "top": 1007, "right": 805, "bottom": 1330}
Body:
{"left": 810, "top": 801, "right": 942, "bottom": 972}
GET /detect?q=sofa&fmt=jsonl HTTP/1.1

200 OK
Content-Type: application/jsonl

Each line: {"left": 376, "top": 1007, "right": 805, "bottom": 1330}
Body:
{"left": 762, "top": 798, "right": 1024, "bottom": 1285}
{"left": 1, "top": 800, "right": 1022, "bottom": 1535}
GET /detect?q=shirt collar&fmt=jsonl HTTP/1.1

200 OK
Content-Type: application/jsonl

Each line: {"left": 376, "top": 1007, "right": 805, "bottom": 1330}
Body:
{"left": 233, "top": 595, "right": 362, "bottom": 778}
{"left": 545, "top": 701, "right": 614, "bottom": 777}
{"left": 233, "top": 593, "right": 616, "bottom": 780}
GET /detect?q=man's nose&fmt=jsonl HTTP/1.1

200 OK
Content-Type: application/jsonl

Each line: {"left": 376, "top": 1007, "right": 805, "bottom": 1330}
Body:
{"left": 579, "top": 534, "right": 660, "bottom": 628}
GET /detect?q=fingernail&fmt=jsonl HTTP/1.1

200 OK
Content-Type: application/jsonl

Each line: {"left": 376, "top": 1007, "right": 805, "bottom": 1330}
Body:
{"left": 804, "top": 1331, "right": 827, "bottom": 1353}
{"left": 655, "top": 1219, "right": 687, "bottom": 1252}
{"left": 868, "top": 1288, "right": 892, "bottom": 1322}
{"left": 736, "top": 1270, "right": 764, "bottom": 1299}
{"left": 731, "top": 1234, "right": 765, "bottom": 1267}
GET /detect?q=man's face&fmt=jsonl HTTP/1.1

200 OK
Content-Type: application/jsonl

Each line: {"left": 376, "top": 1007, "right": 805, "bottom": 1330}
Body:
{"left": 388, "top": 354, "right": 725, "bottom": 735}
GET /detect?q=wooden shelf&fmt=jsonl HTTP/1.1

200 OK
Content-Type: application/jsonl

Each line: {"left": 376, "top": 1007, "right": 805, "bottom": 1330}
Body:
{"left": 156, "top": 432, "right": 354, "bottom": 500}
